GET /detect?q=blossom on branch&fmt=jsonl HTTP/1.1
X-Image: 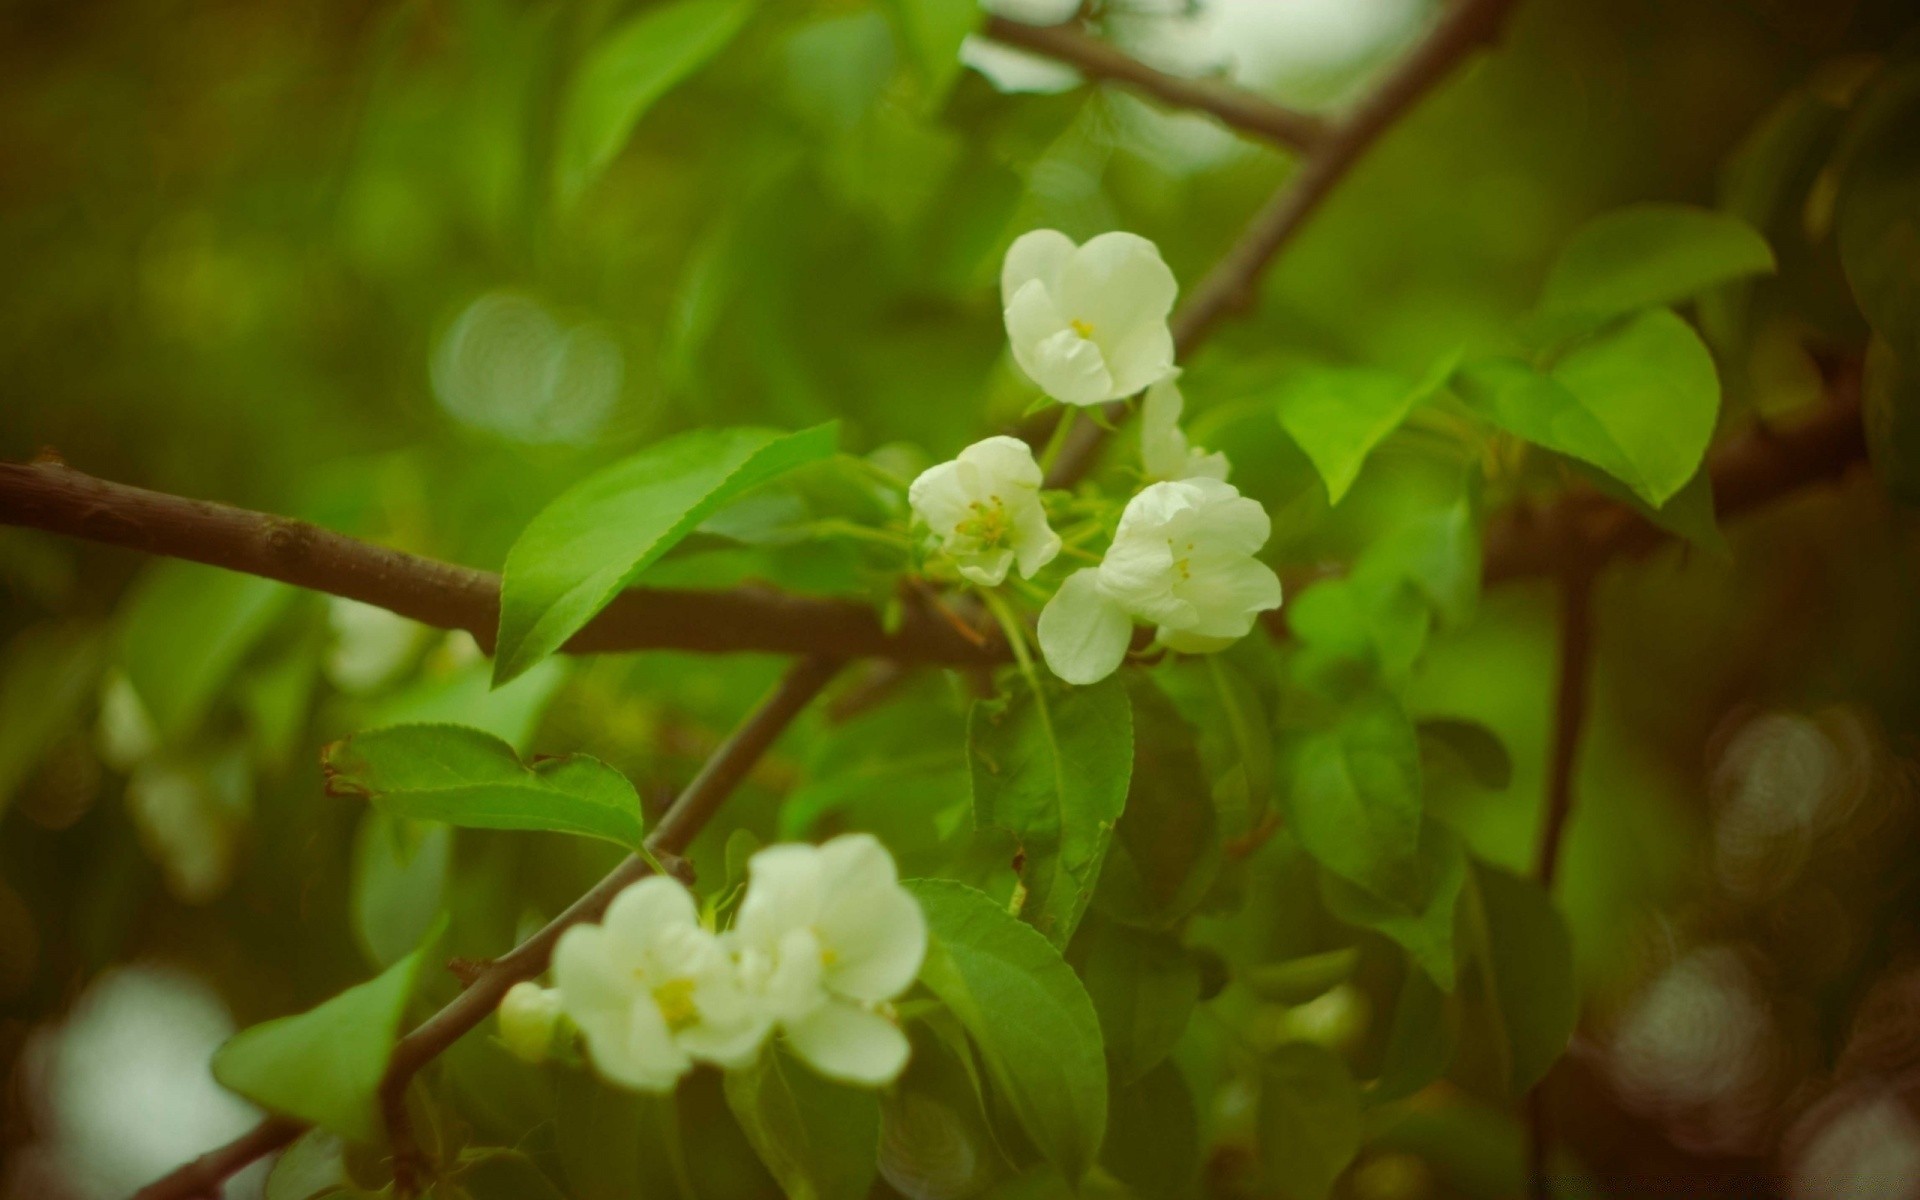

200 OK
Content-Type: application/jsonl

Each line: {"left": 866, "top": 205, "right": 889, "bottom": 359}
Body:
{"left": 1038, "top": 478, "right": 1282, "bottom": 684}
{"left": 1140, "top": 373, "right": 1230, "bottom": 482}
{"left": 728, "top": 833, "right": 927, "bottom": 1087}
{"left": 551, "top": 876, "right": 765, "bottom": 1092}
{"left": 909, "top": 435, "right": 1061, "bottom": 586}
{"left": 1002, "top": 229, "right": 1178, "bottom": 406}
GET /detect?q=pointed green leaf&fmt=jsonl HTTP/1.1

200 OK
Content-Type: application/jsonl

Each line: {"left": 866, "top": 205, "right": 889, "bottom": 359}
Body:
{"left": 1067, "top": 917, "right": 1199, "bottom": 1085}
{"left": 213, "top": 934, "right": 436, "bottom": 1142}
{"left": 554, "top": 0, "right": 754, "bottom": 207}
{"left": 724, "top": 1046, "right": 880, "bottom": 1200}
{"left": 1320, "top": 820, "right": 1466, "bottom": 991}
{"left": 1458, "top": 863, "right": 1577, "bottom": 1097}
{"left": 1101, "top": 1060, "right": 1200, "bottom": 1200}
{"left": 495, "top": 423, "right": 837, "bottom": 684}
{"left": 904, "top": 879, "right": 1108, "bottom": 1184}
{"left": 1541, "top": 203, "right": 1775, "bottom": 318}
{"left": 1093, "top": 677, "right": 1219, "bottom": 929}
{"left": 1273, "top": 365, "right": 1441, "bottom": 504}
{"left": 324, "top": 723, "right": 644, "bottom": 848}
{"left": 119, "top": 563, "right": 292, "bottom": 740}
{"left": 970, "top": 676, "right": 1132, "bottom": 947}
{"left": 1284, "top": 690, "right": 1424, "bottom": 903}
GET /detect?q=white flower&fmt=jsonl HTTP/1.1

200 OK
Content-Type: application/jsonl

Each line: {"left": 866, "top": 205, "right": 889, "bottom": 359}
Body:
{"left": 552, "top": 875, "right": 764, "bottom": 1092}
{"left": 909, "top": 436, "right": 1061, "bottom": 587}
{"left": 728, "top": 834, "right": 927, "bottom": 1087}
{"left": 1038, "top": 478, "right": 1282, "bottom": 684}
{"left": 1140, "top": 373, "right": 1229, "bottom": 482}
{"left": 497, "top": 981, "right": 562, "bottom": 1064}
{"left": 1002, "top": 230, "right": 1178, "bottom": 407}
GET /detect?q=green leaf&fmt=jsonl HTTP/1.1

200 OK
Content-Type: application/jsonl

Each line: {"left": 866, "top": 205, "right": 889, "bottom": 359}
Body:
{"left": 1459, "top": 308, "right": 1721, "bottom": 507}
{"left": 264, "top": 1129, "right": 354, "bottom": 1200}
{"left": 1257, "top": 1043, "right": 1361, "bottom": 1200}
{"left": 885, "top": 0, "right": 978, "bottom": 104}
{"left": 457, "top": 1148, "right": 572, "bottom": 1200}
{"left": 119, "top": 562, "right": 292, "bottom": 740}
{"left": 495, "top": 423, "right": 836, "bottom": 684}
{"left": 1372, "top": 967, "right": 1458, "bottom": 1104}
{"left": 1417, "top": 719, "right": 1512, "bottom": 791}
{"left": 1540, "top": 203, "right": 1775, "bottom": 319}
{"left": 0, "top": 622, "right": 102, "bottom": 817}
{"left": 554, "top": 0, "right": 755, "bottom": 207}
{"left": 970, "top": 676, "right": 1133, "bottom": 947}
{"left": 904, "top": 879, "right": 1108, "bottom": 1184}
{"left": 1067, "top": 917, "right": 1199, "bottom": 1085}
{"left": 349, "top": 810, "right": 450, "bottom": 969}
{"left": 1865, "top": 336, "right": 1920, "bottom": 504}
{"left": 1273, "top": 365, "right": 1441, "bottom": 504}
{"left": 1101, "top": 1060, "right": 1200, "bottom": 1200}
{"left": 213, "top": 931, "right": 437, "bottom": 1142}
{"left": 879, "top": 1021, "right": 1012, "bottom": 1199}
{"left": 323, "top": 723, "right": 644, "bottom": 848}
{"left": 1284, "top": 690, "right": 1424, "bottom": 903}
{"left": 1836, "top": 59, "right": 1920, "bottom": 357}
{"left": 1243, "top": 947, "right": 1361, "bottom": 1006}
{"left": 1457, "top": 863, "right": 1577, "bottom": 1097}
{"left": 1092, "top": 677, "right": 1219, "bottom": 929}
{"left": 366, "top": 655, "right": 569, "bottom": 754}
{"left": 724, "top": 1045, "right": 881, "bottom": 1200}
{"left": 1319, "top": 820, "right": 1466, "bottom": 991}
{"left": 555, "top": 1071, "right": 691, "bottom": 1200}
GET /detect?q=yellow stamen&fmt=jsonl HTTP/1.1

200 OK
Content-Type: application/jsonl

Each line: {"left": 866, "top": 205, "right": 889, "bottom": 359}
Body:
{"left": 1070, "top": 318, "right": 1095, "bottom": 339}
{"left": 652, "top": 977, "right": 699, "bottom": 1032}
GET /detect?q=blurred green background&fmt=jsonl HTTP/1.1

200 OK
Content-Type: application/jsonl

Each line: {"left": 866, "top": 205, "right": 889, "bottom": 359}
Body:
{"left": 4, "top": 0, "right": 1920, "bottom": 1197}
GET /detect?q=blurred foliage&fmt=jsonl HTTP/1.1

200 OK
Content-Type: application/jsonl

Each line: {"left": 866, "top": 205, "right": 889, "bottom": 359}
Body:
{"left": 4, "top": 0, "right": 1920, "bottom": 1198}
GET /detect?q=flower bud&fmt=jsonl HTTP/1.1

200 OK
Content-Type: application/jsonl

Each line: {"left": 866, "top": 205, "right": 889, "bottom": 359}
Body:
{"left": 498, "top": 981, "right": 562, "bottom": 1064}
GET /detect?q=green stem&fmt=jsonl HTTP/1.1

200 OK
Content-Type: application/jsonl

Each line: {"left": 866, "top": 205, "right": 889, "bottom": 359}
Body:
{"left": 1036, "top": 406, "right": 1080, "bottom": 478}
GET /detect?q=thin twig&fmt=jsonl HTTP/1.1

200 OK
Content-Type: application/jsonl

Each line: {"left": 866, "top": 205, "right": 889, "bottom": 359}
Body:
{"left": 980, "top": 16, "right": 1327, "bottom": 151}
{"left": 1041, "top": 0, "right": 1520, "bottom": 488}
{"left": 133, "top": 655, "right": 844, "bottom": 1200}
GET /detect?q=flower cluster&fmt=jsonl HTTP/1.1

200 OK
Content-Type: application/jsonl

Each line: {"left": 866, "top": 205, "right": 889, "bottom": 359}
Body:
{"left": 906, "top": 228, "right": 1281, "bottom": 684}
{"left": 500, "top": 834, "right": 927, "bottom": 1092}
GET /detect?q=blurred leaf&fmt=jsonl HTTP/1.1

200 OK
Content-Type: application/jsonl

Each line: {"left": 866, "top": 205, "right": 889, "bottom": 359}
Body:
{"left": 1273, "top": 363, "right": 1449, "bottom": 504}
{"left": 350, "top": 810, "right": 450, "bottom": 969}
{"left": 1836, "top": 57, "right": 1920, "bottom": 356}
{"left": 1243, "top": 947, "right": 1361, "bottom": 1006}
{"left": 1865, "top": 336, "right": 1920, "bottom": 503}
{"left": 1288, "top": 569, "right": 1433, "bottom": 689}
{"left": 264, "top": 1129, "right": 353, "bottom": 1200}
{"left": 1540, "top": 203, "right": 1775, "bottom": 318}
{"left": 1459, "top": 308, "right": 1720, "bottom": 507}
{"left": 879, "top": 1022, "right": 1010, "bottom": 1200}
{"left": 1284, "top": 690, "right": 1424, "bottom": 903}
{"left": 457, "top": 1148, "right": 570, "bottom": 1200}
{"left": 118, "top": 563, "right": 292, "bottom": 741}
{"left": 1257, "top": 1043, "right": 1361, "bottom": 1200}
{"left": 885, "top": 0, "right": 978, "bottom": 104}
{"left": 495, "top": 423, "right": 837, "bottom": 683}
{"left": 1417, "top": 719, "right": 1512, "bottom": 791}
{"left": 724, "top": 1045, "right": 881, "bottom": 1200}
{"left": 555, "top": 1070, "right": 690, "bottom": 1200}
{"left": 554, "top": 0, "right": 754, "bottom": 207}
{"left": 1320, "top": 820, "right": 1466, "bottom": 991}
{"left": 1067, "top": 917, "right": 1198, "bottom": 1085}
{"left": 905, "top": 879, "right": 1108, "bottom": 1185}
{"left": 1362, "top": 492, "right": 1482, "bottom": 628}
{"left": 213, "top": 929, "right": 437, "bottom": 1142}
{"left": 366, "top": 654, "right": 568, "bottom": 753}
{"left": 1456, "top": 864, "right": 1577, "bottom": 1097}
{"left": 1100, "top": 1060, "right": 1199, "bottom": 1200}
{"left": 970, "top": 676, "right": 1132, "bottom": 947}
{"left": 1372, "top": 968, "right": 1457, "bottom": 1104}
{"left": 0, "top": 622, "right": 102, "bottom": 816}
{"left": 323, "top": 723, "right": 643, "bottom": 847}
{"left": 1093, "top": 678, "right": 1219, "bottom": 929}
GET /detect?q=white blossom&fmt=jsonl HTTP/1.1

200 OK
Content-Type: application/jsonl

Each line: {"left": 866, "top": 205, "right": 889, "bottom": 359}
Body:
{"left": 1140, "top": 373, "right": 1229, "bottom": 482}
{"left": 909, "top": 436, "right": 1061, "bottom": 587}
{"left": 1038, "top": 478, "right": 1281, "bottom": 684}
{"left": 552, "top": 875, "right": 764, "bottom": 1092}
{"left": 728, "top": 834, "right": 927, "bottom": 1087}
{"left": 1002, "top": 230, "right": 1178, "bottom": 407}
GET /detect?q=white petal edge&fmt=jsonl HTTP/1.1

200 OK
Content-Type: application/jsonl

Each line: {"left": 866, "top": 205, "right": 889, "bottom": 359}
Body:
{"left": 1038, "top": 568, "right": 1134, "bottom": 685}
{"left": 783, "top": 1001, "right": 912, "bottom": 1087}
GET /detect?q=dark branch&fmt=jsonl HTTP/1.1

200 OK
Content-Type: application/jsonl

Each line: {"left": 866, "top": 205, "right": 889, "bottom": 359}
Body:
{"left": 133, "top": 656, "right": 844, "bottom": 1200}
{"left": 980, "top": 16, "right": 1327, "bottom": 151}
{"left": 1041, "top": 0, "right": 1521, "bottom": 488}
{"left": 0, "top": 460, "right": 999, "bottom": 666}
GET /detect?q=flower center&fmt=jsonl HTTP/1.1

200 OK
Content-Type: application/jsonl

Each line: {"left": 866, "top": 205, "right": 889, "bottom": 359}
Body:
{"left": 956, "top": 497, "right": 1010, "bottom": 548}
{"left": 651, "top": 977, "right": 700, "bottom": 1033}
{"left": 1171, "top": 539, "right": 1196, "bottom": 581}
{"left": 1069, "top": 318, "right": 1096, "bottom": 339}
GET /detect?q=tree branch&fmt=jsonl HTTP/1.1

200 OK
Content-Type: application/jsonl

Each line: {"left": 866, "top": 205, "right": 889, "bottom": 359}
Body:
{"left": 1041, "top": 0, "right": 1520, "bottom": 488}
{"left": 979, "top": 16, "right": 1328, "bottom": 151}
{"left": 0, "top": 459, "right": 999, "bottom": 666}
{"left": 132, "top": 655, "right": 845, "bottom": 1200}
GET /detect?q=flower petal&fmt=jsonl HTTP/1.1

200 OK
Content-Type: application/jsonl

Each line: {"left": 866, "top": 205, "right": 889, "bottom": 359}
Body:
{"left": 736, "top": 843, "right": 823, "bottom": 947}
{"left": 1057, "top": 232, "right": 1178, "bottom": 339}
{"left": 1139, "top": 375, "right": 1189, "bottom": 480}
{"left": 957, "top": 435, "right": 1043, "bottom": 489}
{"left": 1001, "top": 229, "right": 1077, "bottom": 309}
{"left": 784, "top": 1001, "right": 912, "bottom": 1087}
{"left": 823, "top": 889, "right": 927, "bottom": 1003}
{"left": 1027, "top": 327, "right": 1115, "bottom": 407}
{"left": 954, "top": 548, "right": 1016, "bottom": 588}
{"left": 601, "top": 875, "right": 700, "bottom": 963}
{"left": 1039, "top": 568, "right": 1135, "bottom": 685}
{"left": 908, "top": 460, "right": 971, "bottom": 534}
{"left": 1103, "top": 319, "right": 1176, "bottom": 398}
{"left": 1011, "top": 496, "right": 1062, "bottom": 578}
